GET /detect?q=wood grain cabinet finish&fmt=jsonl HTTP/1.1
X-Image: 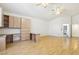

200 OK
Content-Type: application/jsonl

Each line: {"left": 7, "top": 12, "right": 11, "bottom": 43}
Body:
{"left": 21, "top": 18, "right": 31, "bottom": 40}
{"left": 13, "top": 16, "right": 21, "bottom": 28}
{"left": 4, "top": 15, "right": 21, "bottom": 44}
{"left": 4, "top": 15, "right": 31, "bottom": 41}
{"left": 0, "top": 36, "right": 6, "bottom": 51}
{"left": 4, "top": 15, "right": 9, "bottom": 27}
{"left": 9, "top": 16, "right": 14, "bottom": 27}
{"left": 6, "top": 35, "right": 13, "bottom": 44}
{"left": 9, "top": 16, "right": 21, "bottom": 28}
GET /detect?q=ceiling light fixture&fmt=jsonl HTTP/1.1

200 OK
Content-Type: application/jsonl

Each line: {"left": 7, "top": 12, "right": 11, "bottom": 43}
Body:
{"left": 36, "top": 3, "right": 64, "bottom": 15}
{"left": 52, "top": 6, "right": 64, "bottom": 15}
{"left": 35, "top": 3, "right": 48, "bottom": 8}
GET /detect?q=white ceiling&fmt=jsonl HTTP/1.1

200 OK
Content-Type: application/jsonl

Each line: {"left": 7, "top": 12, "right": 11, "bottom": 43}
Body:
{"left": 0, "top": 3, "right": 79, "bottom": 20}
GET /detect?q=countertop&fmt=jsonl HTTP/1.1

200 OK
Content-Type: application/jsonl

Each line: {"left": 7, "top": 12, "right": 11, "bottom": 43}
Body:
{"left": 0, "top": 27, "right": 20, "bottom": 35}
{"left": 0, "top": 27, "right": 20, "bottom": 29}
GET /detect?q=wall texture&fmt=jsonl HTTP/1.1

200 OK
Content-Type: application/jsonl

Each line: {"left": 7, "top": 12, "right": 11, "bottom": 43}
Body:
{"left": 31, "top": 18, "right": 49, "bottom": 36}
{"left": 48, "top": 16, "right": 71, "bottom": 37}
{"left": 72, "top": 15, "right": 79, "bottom": 37}
{"left": 0, "top": 7, "right": 3, "bottom": 27}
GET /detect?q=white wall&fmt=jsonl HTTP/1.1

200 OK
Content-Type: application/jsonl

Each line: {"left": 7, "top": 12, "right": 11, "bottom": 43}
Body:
{"left": 72, "top": 15, "right": 79, "bottom": 37}
{"left": 49, "top": 16, "right": 71, "bottom": 37}
{"left": 31, "top": 18, "right": 49, "bottom": 36}
{"left": 0, "top": 7, "right": 3, "bottom": 27}
{"left": 5, "top": 12, "right": 79, "bottom": 37}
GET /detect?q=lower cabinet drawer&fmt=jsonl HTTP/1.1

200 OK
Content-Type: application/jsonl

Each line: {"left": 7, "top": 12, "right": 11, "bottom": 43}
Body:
{"left": 13, "top": 34, "right": 21, "bottom": 42}
{"left": 6, "top": 35, "right": 13, "bottom": 44}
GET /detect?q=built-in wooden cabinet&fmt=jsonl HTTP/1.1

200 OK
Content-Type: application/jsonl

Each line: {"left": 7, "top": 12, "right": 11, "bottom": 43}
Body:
{"left": 4, "top": 15, "right": 9, "bottom": 27}
{"left": 4, "top": 15, "right": 21, "bottom": 28}
{"left": 9, "top": 16, "right": 14, "bottom": 27}
{"left": 4, "top": 15, "right": 21, "bottom": 44}
{"left": 13, "top": 16, "right": 21, "bottom": 28}
{"left": 0, "top": 35, "right": 6, "bottom": 51}
{"left": 6, "top": 35, "right": 13, "bottom": 44}
{"left": 21, "top": 18, "right": 31, "bottom": 40}
{"left": 4, "top": 15, "right": 31, "bottom": 41}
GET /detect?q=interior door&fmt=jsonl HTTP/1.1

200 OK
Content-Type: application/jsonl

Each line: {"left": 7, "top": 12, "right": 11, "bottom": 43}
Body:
{"left": 62, "top": 24, "right": 70, "bottom": 37}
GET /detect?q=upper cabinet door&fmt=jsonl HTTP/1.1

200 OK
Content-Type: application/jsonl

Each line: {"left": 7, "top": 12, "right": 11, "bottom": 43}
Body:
{"left": 13, "top": 16, "right": 21, "bottom": 28}
{"left": 4, "top": 15, "right": 9, "bottom": 27}
{"left": 21, "top": 18, "right": 31, "bottom": 32}
{"left": 9, "top": 16, "right": 14, "bottom": 27}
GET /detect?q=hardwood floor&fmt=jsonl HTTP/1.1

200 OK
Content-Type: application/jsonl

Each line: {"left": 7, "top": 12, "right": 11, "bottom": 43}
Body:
{"left": 0, "top": 36, "right": 79, "bottom": 55}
